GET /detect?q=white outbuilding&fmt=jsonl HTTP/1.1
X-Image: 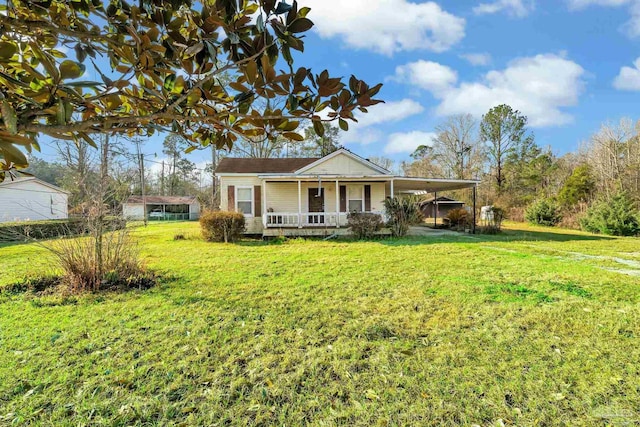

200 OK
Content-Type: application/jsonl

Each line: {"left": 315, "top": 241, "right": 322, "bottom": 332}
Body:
{"left": 123, "top": 195, "right": 201, "bottom": 220}
{"left": 0, "top": 177, "right": 69, "bottom": 223}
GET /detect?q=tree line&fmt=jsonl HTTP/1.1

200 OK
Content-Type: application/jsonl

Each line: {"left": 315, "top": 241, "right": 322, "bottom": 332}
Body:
{"left": 401, "top": 105, "right": 640, "bottom": 235}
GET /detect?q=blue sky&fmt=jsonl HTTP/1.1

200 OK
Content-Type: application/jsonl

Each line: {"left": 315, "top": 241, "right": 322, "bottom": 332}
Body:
{"left": 37, "top": 0, "right": 640, "bottom": 168}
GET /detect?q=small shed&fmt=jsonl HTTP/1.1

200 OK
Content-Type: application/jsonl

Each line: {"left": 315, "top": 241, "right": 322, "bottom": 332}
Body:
{"left": 420, "top": 196, "right": 465, "bottom": 219}
{"left": 123, "top": 196, "right": 200, "bottom": 220}
{"left": 0, "top": 177, "right": 69, "bottom": 223}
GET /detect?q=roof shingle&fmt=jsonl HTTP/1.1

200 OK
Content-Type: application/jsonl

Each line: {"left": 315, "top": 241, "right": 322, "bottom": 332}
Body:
{"left": 215, "top": 157, "right": 319, "bottom": 174}
{"left": 125, "top": 196, "right": 198, "bottom": 205}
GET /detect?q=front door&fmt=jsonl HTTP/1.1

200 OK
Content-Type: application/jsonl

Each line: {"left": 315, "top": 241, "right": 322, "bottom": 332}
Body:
{"left": 308, "top": 188, "right": 325, "bottom": 224}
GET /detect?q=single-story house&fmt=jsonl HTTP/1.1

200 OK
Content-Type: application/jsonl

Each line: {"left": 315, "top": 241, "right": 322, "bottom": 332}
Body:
{"left": 215, "top": 149, "right": 479, "bottom": 236}
{"left": 0, "top": 177, "right": 69, "bottom": 223}
{"left": 123, "top": 195, "right": 201, "bottom": 220}
{"left": 420, "top": 196, "right": 466, "bottom": 219}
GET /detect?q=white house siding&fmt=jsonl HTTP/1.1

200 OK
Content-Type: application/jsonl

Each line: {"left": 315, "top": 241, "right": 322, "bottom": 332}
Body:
{"left": 123, "top": 204, "right": 145, "bottom": 220}
{"left": 219, "top": 176, "right": 263, "bottom": 233}
{"left": 0, "top": 180, "right": 68, "bottom": 223}
{"left": 302, "top": 153, "right": 385, "bottom": 175}
{"left": 189, "top": 202, "right": 200, "bottom": 220}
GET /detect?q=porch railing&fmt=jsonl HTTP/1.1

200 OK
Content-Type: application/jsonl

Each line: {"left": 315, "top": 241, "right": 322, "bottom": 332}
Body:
{"left": 264, "top": 211, "right": 384, "bottom": 228}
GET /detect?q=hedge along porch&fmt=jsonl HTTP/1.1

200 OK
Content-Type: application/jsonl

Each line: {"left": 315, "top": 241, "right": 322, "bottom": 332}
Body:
{"left": 215, "top": 149, "right": 479, "bottom": 236}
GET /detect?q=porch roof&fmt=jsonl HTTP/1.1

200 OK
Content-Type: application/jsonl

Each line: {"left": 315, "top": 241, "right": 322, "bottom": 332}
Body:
{"left": 258, "top": 175, "right": 479, "bottom": 193}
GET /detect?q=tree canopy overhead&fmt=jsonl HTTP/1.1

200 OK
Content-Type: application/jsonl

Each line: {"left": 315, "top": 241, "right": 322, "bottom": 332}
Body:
{"left": 0, "top": 0, "right": 383, "bottom": 179}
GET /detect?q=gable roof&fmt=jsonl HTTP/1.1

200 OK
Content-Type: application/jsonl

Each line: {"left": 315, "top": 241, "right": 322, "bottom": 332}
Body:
{"left": 0, "top": 177, "right": 69, "bottom": 194}
{"left": 125, "top": 196, "right": 199, "bottom": 205}
{"left": 216, "top": 157, "right": 319, "bottom": 174}
{"left": 420, "top": 196, "right": 465, "bottom": 205}
{"left": 294, "top": 149, "right": 391, "bottom": 175}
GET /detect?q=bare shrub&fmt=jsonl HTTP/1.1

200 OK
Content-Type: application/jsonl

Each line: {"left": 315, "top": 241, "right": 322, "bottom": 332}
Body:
{"left": 200, "top": 210, "right": 246, "bottom": 243}
{"left": 47, "top": 226, "right": 149, "bottom": 293}
{"left": 383, "top": 196, "right": 423, "bottom": 237}
{"left": 347, "top": 212, "right": 383, "bottom": 239}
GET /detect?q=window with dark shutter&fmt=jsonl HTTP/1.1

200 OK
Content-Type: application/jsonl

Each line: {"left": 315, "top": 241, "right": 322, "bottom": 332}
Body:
{"left": 254, "top": 185, "right": 262, "bottom": 216}
{"left": 364, "top": 185, "right": 371, "bottom": 212}
{"left": 228, "top": 185, "right": 235, "bottom": 211}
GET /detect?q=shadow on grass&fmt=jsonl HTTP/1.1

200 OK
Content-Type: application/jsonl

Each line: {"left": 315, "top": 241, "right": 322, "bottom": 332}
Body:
{"left": 333, "top": 228, "right": 615, "bottom": 246}
{"left": 225, "top": 228, "right": 615, "bottom": 247}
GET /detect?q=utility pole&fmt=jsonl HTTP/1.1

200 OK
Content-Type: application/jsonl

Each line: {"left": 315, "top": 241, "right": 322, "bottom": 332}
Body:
{"left": 160, "top": 160, "right": 165, "bottom": 196}
{"left": 95, "top": 134, "right": 109, "bottom": 289}
{"left": 135, "top": 138, "right": 147, "bottom": 226}
{"left": 211, "top": 144, "right": 217, "bottom": 209}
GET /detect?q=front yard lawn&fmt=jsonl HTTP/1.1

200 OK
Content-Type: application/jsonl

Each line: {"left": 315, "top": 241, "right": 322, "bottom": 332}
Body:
{"left": 0, "top": 222, "right": 638, "bottom": 425}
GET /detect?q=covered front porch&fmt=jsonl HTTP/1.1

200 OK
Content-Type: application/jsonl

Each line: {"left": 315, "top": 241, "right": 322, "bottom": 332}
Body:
{"left": 259, "top": 175, "right": 479, "bottom": 232}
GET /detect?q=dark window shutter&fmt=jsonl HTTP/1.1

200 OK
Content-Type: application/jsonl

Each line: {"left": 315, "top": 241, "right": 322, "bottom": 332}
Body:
{"left": 364, "top": 185, "right": 371, "bottom": 212}
{"left": 228, "top": 185, "right": 235, "bottom": 211}
{"left": 339, "top": 186, "right": 347, "bottom": 212}
{"left": 254, "top": 185, "right": 262, "bottom": 216}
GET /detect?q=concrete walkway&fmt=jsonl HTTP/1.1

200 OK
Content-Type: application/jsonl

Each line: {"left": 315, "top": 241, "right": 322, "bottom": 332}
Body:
{"left": 407, "top": 226, "right": 464, "bottom": 237}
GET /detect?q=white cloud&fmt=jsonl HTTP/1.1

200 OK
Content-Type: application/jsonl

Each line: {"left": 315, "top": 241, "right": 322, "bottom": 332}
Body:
{"left": 460, "top": 53, "right": 492, "bottom": 66}
{"left": 300, "top": 0, "right": 465, "bottom": 55}
{"left": 613, "top": 57, "right": 640, "bottom": 90}
{"left": 624, "top": 1, "right": 640, "bottom": 36}
{"left": 390, "top": 60, "right": 457, "bottom": 94}
{"left": 473, "top": 0, "right": 534, "bottom": 17}
{"left": 394, "top": 54, "right": 586, "bottom": 127}
{"left": 566, "top": 0, "right": 630, "bottom": 9}
{"left": 341, "top": 99, "right": 425, "bottom": 145}
{"left": 384, "top": 131, "right": 436, "bottom": 154}
{"left": 566, "top": 0, "right": 640, "bottom": 37}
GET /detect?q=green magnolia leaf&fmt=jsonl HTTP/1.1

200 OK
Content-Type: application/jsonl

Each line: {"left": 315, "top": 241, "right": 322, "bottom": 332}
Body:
{"left": 313, "top": 120, "right": 325, "bottom": 137}
{"left": 1, "top": 101, "right": 18, "bottom": 134}
{"left": 0, "top": 42, "right": 17, "bottom": 60}
{"left": 0, "top": 140, "right": 28, "bottom": 167}
{"left": 59, "top": 60, "right": 85, "bottom": 80}
{"left": 65, "top": 81, "right": 103, "bottom": 88}
{"left": 274, "top": 1, "right": 292, "bottom": 15}
{"left": 339, "top": 118, "right": 349, "bottom": 131}
{"left": 283, "top": 132, "right": 304, "bottom": 141}
{"left": 164, "top": 74, "right": 176, "bottom": 91}
{"left": 57, "top": 100, "right": 67, "bottom": 124}
{"left": 288, "top": 18, "right": 313, "bottom": 33}
{"left": 79, "top": 133, "right": 97, "bottom": 148}
{"left": 256, "top": 14, "right": 265, "bottom": 32}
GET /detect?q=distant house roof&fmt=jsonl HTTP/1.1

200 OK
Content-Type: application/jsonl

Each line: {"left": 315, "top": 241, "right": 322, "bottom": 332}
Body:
{"left": 215, "top": 157, "right": 320, "bottom": 174}
{"left": 0, "top": 176, "right": 69, "bottom": 194}
{"left": 420, "top": 196, "right": 465, "bottom": 205}
{"left": 125, "top": 196, "right": 199, "bottom": 205}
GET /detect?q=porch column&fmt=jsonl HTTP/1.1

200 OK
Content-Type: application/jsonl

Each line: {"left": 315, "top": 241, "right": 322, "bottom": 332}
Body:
{"left": 472, "top": 184, "right": 477, "bottom": 234}
{"left": 297, "top": 180, "right": 302, "bottom": 228}
{"left": 335, "top": 179, "right": 340, "bottom": 228}
{"left": 434, "top": 192, "right": 438, "bottom": 227}
{"left": 390, "top": 179, "right": 394, "bottom": 198}
{"left": 262, "top": 181, "right": 267, "bottom": 228}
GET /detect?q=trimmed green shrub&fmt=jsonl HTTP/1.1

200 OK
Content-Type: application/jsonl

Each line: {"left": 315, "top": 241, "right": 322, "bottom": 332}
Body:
{"left": 0, "top": 218, "right": 126, "bottom": 242}
{"left": 525, "top": 199, "right": 563, "bottom": 226}
{"left": 383, "top": 196, "right": 423, "bottom": 237}
{"left": 200, "top": 210, "right": 246, "bottom": 243}
{"left": 558, "top": 164, "right": 595, "bottom": 207}
{"left": 347, "top": 212, "right": 383, "bottom": 239}
{"left": 580, "top": 192, "right": 640, "bottom": 236}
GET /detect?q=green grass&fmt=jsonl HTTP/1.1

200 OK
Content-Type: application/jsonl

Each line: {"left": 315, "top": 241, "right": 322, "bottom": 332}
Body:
{"left": 0, "top": 222, "right": 639, "bottom": 426}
